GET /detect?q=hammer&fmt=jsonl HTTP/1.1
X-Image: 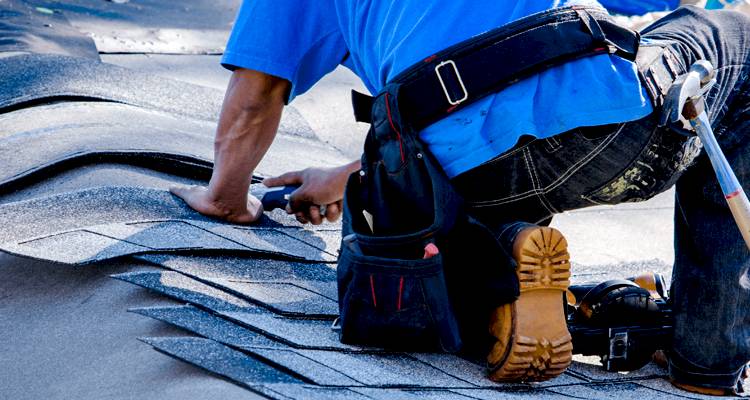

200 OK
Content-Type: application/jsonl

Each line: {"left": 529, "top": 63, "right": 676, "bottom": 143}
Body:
{"left": 662, "top": 60, "right": 750, "bottom": 250}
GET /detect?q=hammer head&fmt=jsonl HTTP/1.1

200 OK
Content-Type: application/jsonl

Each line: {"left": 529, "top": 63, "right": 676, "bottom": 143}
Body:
{"left": 660, "top": 60, "right": 716, "bottom": 127}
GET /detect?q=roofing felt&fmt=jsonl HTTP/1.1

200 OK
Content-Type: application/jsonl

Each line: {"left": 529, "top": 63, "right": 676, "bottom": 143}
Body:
{"left": 0, "top": 255, "right": 264, "bottom": 400}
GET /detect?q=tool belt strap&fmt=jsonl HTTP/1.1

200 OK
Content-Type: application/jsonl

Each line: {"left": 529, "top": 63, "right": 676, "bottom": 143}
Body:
{"left": 352, "top": 6, "right": 640, "bottom": 131}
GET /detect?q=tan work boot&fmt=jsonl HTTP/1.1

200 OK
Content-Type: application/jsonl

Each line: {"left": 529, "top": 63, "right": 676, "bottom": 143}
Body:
{"left": 487, "top": 226, "right": 573, "bottom": 382}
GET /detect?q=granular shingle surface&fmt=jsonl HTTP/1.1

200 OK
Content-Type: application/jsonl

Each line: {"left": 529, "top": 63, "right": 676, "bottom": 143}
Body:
{"left": 142, "top": 337, "right": 302, "bottom": 386}
{"left": 113, "top": 270, "right": 258, "bottom": 313}
{"left": 131, "top": 305, "right": 281, "bottom": 349}
{"left": 0, "top": 0, "right": 99, "bottom": 59}
{"left": 0, "top": 102, "right": 343, "bottom": 190}
{"left": 138, "top": 254, "right": 339, "bottom": 302}
{"left": 25, "top": 0, "right": 240, "bottom": 54}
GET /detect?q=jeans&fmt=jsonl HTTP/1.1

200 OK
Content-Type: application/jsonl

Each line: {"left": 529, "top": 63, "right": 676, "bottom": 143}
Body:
{"left": 452, "top": 6, "right": 750, "bottom": 389}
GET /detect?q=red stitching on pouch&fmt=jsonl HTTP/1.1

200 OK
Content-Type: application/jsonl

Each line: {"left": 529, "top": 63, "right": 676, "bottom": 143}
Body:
{"left": 397, "top": 276, "right": 405, "bottom": 311}
{"left": 370, "top": 274, "right": 378, "bottom": 308}
{"left": 384, "top": 93, "right": 406, "bottom": 163}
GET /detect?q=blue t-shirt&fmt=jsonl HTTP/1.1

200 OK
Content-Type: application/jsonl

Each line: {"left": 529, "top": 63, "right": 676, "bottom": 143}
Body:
{"left": 223, "top": 0, "right": 653, "bottom": 177}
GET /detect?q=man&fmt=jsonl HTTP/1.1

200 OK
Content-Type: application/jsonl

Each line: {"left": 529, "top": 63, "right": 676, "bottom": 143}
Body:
{"left": 171, "top": 0, "right": 750, "bottom": 394}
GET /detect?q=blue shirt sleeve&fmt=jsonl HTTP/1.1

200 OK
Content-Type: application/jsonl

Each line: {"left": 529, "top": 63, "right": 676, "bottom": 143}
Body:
{"left": 222, "top": 0, "right": 348, "bottom": 102}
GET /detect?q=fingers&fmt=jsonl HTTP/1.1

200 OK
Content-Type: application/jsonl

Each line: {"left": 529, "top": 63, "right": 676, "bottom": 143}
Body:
{"left": 169, "top": 185, "right": 261, "bottom": 225}
{"left": 308, "top": 205, "right": 323, "bottom": 225}
{"left": 263, "top": 170, "right": 304, "bottom": 188}
{"left": 288, "top": 202, "right": 342, "bottom": 225}
{"left": 292, "top": 206, "right": 323, "bottom": 225}
{"left": 324, "top": 201, "right": 342, "bottom": 222}
{"left": 294, "top": 211, "right": 309, "bottom": 224}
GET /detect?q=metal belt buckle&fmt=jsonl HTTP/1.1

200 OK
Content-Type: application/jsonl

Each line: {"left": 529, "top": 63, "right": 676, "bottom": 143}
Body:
{"left": 435, "top": 60, "right": 469, "bottom": 106}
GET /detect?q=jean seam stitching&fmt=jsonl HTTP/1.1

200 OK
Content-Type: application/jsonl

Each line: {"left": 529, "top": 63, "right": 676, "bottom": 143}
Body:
{"left": 468, "top": 190, "right": 541, "bottom": 207}
{"left": 468, "top": 124, "right": 626, "bottom": 207}
{"left": 484, "top": 140, "right": 534, "bottom": 164}
{"left": 526, "top": 148, "right": 559, "bottom": 215}
{"left": 543, "top": 122, "right": 626, "bottom": 193}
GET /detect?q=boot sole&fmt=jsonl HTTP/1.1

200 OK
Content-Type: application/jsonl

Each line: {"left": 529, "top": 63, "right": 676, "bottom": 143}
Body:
{"left": 488, "top": 226, "right": 573, "bottom": 382}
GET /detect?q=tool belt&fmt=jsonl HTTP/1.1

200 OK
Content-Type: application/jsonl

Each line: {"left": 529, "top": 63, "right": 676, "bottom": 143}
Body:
{"left": 337, "top": 6, "right": 641, "bottom": 352}
{"left": 351, "top": 5, "right": 639, "bottom": 129}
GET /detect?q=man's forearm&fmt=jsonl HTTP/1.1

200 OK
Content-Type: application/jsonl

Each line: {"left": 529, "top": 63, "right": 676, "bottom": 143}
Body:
{"left": 207, "top": 69, "right": 290, "bottom": 210}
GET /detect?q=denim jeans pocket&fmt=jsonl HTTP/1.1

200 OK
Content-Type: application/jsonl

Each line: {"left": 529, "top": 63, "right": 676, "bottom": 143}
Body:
{"left": 337, "top": 244, "right": 462, "bottom": 352}
{"left": 581, "top": 129, "right": 702, "bottom": 205}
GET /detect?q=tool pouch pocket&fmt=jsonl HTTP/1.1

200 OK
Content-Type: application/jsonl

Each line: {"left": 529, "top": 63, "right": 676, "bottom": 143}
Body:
{"left": 336, "top": 85, "right": 465, "bottom": 352}
{"left": 337, "top": 238, "right": 461, "bottom": 351}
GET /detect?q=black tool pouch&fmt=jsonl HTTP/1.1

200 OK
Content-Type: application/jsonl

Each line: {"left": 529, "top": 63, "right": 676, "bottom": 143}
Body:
{"left": 337, "top": 85, "right": 517, "bottom": 352}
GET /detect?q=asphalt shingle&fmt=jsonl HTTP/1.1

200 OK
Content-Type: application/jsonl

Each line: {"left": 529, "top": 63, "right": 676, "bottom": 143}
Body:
{"left": 113, "top": 270, "right": 257, "bottom": 313}
{"left": 0, "top": 54, "right": 224, "bottom": 119}
{"left": 0, "top": 102, "right": 343, "bottom": 192}
{"left": 114, "top": 269, "right": 353, "bottom": 349}
{"left": 546, "top": 382, "right": 691, "bottom": 400}
{"left": 141, "top": 337, "right": 302, "bottom": 386}
{"left": 291, "top": 350, "right": 473, "bottom": 388}
{"left": 25, "top": 0, "right": 240, "bottom": 54}
{"left": 254, "top": 384, "right": 372, "bottom": 400}
{"left": 130, "top": 305, "right": 282, "bottom": 349}
{"left": 137, "top": 254, "right": 339, "bottom": 302}
{"left": 0, "top": 220, "right": 338, "bottom": 265}
{"left": 409, "top": 353, "right": 585, "bottom": 389}
{"left": 203, "top": 279, "right": 338, "bottom": 317}
{"left": 0, "top": 0, "right": 99, "bottom": 59}
{"left": 568, "top": 355, "right": 667, "bottom": 382}
{"left": 249, "top": 348, "right": 362, "bottom": 387}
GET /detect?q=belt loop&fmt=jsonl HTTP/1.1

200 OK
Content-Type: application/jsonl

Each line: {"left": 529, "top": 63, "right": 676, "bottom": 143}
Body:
{"left": 575, "top": 8, "right": 606, "bottom": 43}
{"left": 663, "top": 48, "right": 685, "bottom": 77}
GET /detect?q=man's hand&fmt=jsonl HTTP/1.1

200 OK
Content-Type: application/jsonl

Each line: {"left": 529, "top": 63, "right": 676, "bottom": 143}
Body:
{"left": 263, "top": 161, "right": 361, "bottom": 225}
{"left": 170, "top": 185, "right": 263, "bottom": 224}
{"left": 170, "top": 68, "right": 289, "bottom": 224}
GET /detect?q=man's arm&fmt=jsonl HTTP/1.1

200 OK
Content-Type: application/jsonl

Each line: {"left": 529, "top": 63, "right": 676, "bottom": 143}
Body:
{"left": 172, "top": 68, "right": 360, "bottom": 225}
{"left": 171, "top": 68, "right": 289, "bottom": 224}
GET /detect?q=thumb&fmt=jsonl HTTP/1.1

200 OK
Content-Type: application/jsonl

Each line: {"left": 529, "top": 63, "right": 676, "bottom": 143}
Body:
{"left": 169, "top": 184, "right": 194, "bottom": 200}
{"left": 263, "top": 170, "right": 304, "bottom": 188}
